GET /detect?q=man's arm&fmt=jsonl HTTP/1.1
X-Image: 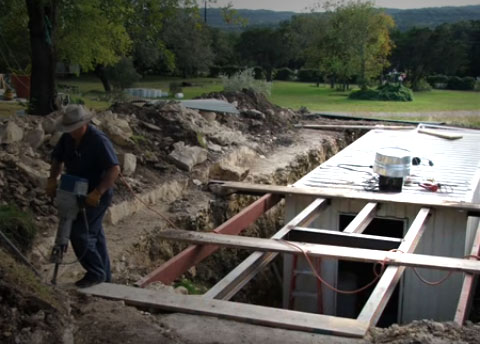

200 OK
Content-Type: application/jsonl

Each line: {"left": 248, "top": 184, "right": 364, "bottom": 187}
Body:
{"left": 96, "top": 165, "right": 120, "bottom": 195}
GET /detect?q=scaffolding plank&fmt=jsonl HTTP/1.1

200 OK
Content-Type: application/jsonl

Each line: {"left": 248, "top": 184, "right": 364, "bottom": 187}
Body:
{"left": 135, "top": 193, "right": 282, "bottom": 287}
{"left": 455, "top": 222, "right": 480, "bottom": 324}
{"left": 157, "top": 226, "right": 480, "bottom": 274}
{"left": 80, "top": 283, "right": 369, "bottom": 337}
{"left": 212, "top": 181, "right": 480, "bottom": 213}
{"left": 204, "top": 198, "right": 328, "bottom": 300}
{"left": 343, "top": 202, "right": 378, "bottom": 234}
{"left": 357, "top": 208, "right": 431, "bottom": 326}
{"left": 289, "top": 227, "right": 401, "bottom": 251}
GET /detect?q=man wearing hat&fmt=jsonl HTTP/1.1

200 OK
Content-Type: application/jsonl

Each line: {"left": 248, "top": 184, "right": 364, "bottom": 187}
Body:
{"left": 46, "top": 104, "right": 120, "bottom": 288}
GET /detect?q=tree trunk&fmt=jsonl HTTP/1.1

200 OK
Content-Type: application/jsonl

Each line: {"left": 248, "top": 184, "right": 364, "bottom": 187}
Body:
{"left": 94, "top": 65, "right": 112, "bottom": 92}
{"left": 26, "top": 0, "right": 58, "bottom": 116}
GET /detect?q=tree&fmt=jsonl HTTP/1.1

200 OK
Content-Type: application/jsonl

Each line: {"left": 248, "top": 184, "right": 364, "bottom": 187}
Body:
{"left": 309, "top": 0, "right": 394, "bottom": 90}
{"left": 390, "top": 27, "right": 435, "bottom": 89}
{"left": 25, "top": 0, "right": 59, "bottom": 116}
{"left": 162, "top": 9, "right": 214, "bottom": 77}
{"left": 235, "top": 27, "right": 290, "bottom": 81}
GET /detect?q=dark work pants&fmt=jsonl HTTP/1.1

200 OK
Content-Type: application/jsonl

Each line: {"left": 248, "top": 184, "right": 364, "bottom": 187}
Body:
{"left": 70, "top": 192, "right": 112, "bottom": 282}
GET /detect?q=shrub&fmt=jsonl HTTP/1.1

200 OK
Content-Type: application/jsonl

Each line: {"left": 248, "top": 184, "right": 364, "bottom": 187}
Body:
{"left": 349, "top": 83, "right": 413, "bottom": 102}
{"left": 411, "top": 78, "right": 432, "bottom": 92}
{"left": 253, "top": 66, "right": 265, "bottom": 80}
{"left": 427, "top": 74, "right": 448, "bottom": 88}
{"left": 274, "top": 67, "right": 294, "bottom": 81}
{"left": 220, "top": 68, "right": 272, "bottom": 96}
{"left": 475, "top": 80, "right": 480, "bottom": 92}
{"left": 0, "top": 204, "right": 36, "bottom": 252}
{"left": 297, "top": 69, "right": 322, "bottom": 82}
{"left": 447, "top": 76, "right": 476, "bottom": 90}
{"left": 105, "top": 57, "right": 140, "bottom": 90}
{"left": 221, "top": 65, "right": 241, "bottom": 77}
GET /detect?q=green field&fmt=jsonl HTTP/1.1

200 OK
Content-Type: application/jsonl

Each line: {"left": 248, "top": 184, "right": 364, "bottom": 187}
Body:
{"left": 270, "top": 81, "right": 480, "bottom": 113}
{"left": 1, "top": 77, "right": 479, "bottom": 126}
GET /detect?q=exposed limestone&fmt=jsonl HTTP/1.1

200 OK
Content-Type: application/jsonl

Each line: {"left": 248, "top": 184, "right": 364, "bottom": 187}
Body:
{"left": 119, "top": 153, "right": 137, "bottom": 176}
{"left": 168, "top": 141, "right": 208, "bottom": 172}
{"left": 24, "top": 124, "right": 45, "bottom": 149}
{"left": 0, "top": 121, "right": 24, "bottom": 144}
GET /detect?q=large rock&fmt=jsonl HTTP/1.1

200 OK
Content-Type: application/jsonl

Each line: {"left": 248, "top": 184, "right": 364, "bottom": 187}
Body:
{"left": 24, "top": 124, "right": 45, "bottom": 149}
{"left": 0, "top": 121, "right": 24, "bottom": 144}
{"left": 168, "top": 141, "right": 207, "bottom": 172}
{"left": 119, "top": 153, "right": 137, "bottom": 176}
{"left": 103, "top": 118, "right": 133, "bottom": 147}
{"left": 209, "top": 163, "right": 249, "bottom": 181}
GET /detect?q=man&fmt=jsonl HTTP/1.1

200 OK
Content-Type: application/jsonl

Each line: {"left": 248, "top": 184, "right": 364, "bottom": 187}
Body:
{"left": 46, "top": 105, "right": 120, "bottom": 288}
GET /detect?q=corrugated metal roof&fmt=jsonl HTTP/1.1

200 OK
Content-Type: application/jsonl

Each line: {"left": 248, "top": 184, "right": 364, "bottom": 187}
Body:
{"left": 294, "top": 126, "right": 480, "bottom": 203}
{"left": 180, "top": 99, "right": 239, "bottom": 114}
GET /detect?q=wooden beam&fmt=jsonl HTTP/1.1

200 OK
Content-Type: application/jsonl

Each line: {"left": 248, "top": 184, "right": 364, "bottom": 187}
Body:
{"left": 455, "top": 222, "right": 480, "bottom": 324}
{"left": 156, "top": 226, "right": 480, "bottom": 275}
{"left": 204, "top": 198, "right": 328, "bottom": 300}
{"left": 357, "top": 208, "right": 431, "bottom": 326}
{"left": 135, "top": 193, "right": 282, "bottom": 287}
{"left": 289, "top": 227, "right": 401, "bottom": 251}
{"left": 295, "top": 124, "right": 415, "bottom": 130}
{"left": 343, "top": 202, "right": 378, "bottom": 234}
{"left": 211, "top": 181, "right": 480, "bottom": 213}
{"left": 80, "top": 283, "right": 369, "bottom": 337}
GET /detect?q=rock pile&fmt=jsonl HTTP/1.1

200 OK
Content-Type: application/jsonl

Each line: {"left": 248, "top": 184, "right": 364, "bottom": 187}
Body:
{"left": 0, "top": 90, "right": 300, "bottom": 231}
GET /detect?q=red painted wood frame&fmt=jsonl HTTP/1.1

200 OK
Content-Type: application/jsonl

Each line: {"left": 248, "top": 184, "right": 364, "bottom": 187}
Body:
{"left": 136, "top": 193, "right": 282, "bottom": 287}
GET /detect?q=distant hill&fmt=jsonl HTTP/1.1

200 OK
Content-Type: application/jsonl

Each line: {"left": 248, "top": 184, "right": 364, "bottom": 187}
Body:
{"left": 206, "top": 5, "right": 480, "bottom": 31}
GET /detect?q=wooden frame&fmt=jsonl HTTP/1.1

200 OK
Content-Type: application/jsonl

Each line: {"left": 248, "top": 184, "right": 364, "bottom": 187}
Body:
{"left": 90, "top": 180, "right": 480, "bottom": 338}
{"left": 136, "top": 193, "right": 282, "bottom": 287}
{"left": 204, "top": 198, "right": 328, "bottom": 300}
{"left": 357, "top": 208, "right": 431, "bottom": 325}
{"left": 211, "top": 181, "right": 480, "bottom": 213}
{"left": 80, "top": 283, "right": 369, "bottom": 337}
{"left": 455, "top": 222, "right": 480, "bottom": 324}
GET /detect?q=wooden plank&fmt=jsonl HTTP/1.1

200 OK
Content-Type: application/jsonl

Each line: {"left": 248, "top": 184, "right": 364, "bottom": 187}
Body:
{"left": 455, "top": 222, "right": 480, "bottom": 324}
{"left": 135, "top": 193, "right": 282, "bottom": 287}
{"left": 211, "top": 181, "right": 480, "bottom": 213}
{"left": 343, "top": 202, "right": 378, "bottom": 234}
{"left": 156, "top": 226, "right": 480, "bottom": 274}
{"left": 357, "top": 208, "right": 431, "bottom": 326}
{"left": 418, "top": 128, "right": 463, "bottom": 140}
{"left": 204, "top": 198, "right": 328, "bottom": 300}
{"left": 80, "top": 283, "right": 369, "bottom": 337}
{"left": 296, "top": 124, "right": 415, "bottom": 130}
{"left": 289, "top": 227, "right": 401, "bottom": 251}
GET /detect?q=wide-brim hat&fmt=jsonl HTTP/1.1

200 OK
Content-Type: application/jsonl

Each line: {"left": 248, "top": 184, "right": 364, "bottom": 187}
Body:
{"left": 55, "top": 105, "right": 94, "bottom": 133}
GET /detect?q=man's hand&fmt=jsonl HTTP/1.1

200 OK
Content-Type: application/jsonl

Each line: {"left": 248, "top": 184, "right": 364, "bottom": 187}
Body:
{"left": 46, "top": 178, "right": 57, "bottom": 198}
{"left": 85, "top": 189, "right": 102, "bottom": 207}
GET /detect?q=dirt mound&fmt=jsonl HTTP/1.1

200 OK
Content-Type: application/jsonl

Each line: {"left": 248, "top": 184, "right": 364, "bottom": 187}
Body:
{"left": 368, "top": 320, "right": 480, "bottom": 344}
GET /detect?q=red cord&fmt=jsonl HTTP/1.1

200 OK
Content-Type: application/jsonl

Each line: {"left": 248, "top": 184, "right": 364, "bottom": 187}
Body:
{"left": 280, "top": 240, "right": 389, "bottom": 295}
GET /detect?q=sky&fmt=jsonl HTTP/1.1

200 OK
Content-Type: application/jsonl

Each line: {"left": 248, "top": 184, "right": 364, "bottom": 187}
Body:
{"left": 211, "top": 0, "right": 480, "bottom": 12}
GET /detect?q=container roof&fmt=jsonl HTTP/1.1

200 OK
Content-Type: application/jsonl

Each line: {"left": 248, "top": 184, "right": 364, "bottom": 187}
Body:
{"left": 295, "top": 126, "right": 480, "bottom": 203}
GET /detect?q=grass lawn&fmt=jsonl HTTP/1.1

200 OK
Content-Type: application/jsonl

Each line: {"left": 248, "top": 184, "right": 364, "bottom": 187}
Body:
{"left": 1, "top": 77, "right": 478, "bottom": 126}
{"left": 270, "top": 81, "right": 480, "bottom": 113}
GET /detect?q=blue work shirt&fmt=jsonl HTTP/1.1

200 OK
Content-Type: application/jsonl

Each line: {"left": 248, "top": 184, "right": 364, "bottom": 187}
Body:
{"left": 52, "top": 124, "right": 119, "bottom": 195}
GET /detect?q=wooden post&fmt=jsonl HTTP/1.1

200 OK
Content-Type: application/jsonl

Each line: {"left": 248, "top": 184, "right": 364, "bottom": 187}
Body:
{"left": 357, "top": 208, "right": 431, "bottom": 326}
{"left": 204, "top": 198, "right": 328, "bottom": 300}
{"left": 454, "top": 222, "right": 480, "bottom": 324}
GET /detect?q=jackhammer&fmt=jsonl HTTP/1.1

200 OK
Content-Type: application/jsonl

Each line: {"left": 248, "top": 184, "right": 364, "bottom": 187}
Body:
{"left": 50, "top": 174, "right": 89, "bottom": 285}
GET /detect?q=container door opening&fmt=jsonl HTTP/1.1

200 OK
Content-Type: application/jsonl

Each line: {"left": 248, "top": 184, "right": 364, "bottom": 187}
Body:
{"left": 336, "top": 215, "right": 405, "bottom": 327}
